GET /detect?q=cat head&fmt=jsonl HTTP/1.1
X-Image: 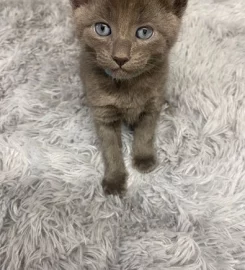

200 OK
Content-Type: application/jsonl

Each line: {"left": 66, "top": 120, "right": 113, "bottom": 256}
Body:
{"left": 71, "top": 0, "right": 187, "bottom": 80}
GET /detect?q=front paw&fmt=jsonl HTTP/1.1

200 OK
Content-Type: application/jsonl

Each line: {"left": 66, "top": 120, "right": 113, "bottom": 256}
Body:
{"left": 102, "top": 172, "right": 127, "bottom": 196}
{"left": 133, "top": 154, "right": 157, "bottom": 173}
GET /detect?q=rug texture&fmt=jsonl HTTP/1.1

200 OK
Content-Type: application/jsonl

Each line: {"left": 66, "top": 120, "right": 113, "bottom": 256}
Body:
{"left": 1, "top": 0, "right": 245, "bottom": 269}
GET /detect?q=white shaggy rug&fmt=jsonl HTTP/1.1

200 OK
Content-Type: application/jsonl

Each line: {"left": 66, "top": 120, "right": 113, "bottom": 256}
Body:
{"left": 1, "top": 0, "right": 245, "bottom": 269}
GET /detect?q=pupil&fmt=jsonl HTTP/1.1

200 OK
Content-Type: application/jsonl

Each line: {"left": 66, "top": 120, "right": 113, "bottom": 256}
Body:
{"left": 143, "top": 29, "right": 147, "bottom": 35}
{"left": 101, "top": 25, "right": 105, "bottom": 32}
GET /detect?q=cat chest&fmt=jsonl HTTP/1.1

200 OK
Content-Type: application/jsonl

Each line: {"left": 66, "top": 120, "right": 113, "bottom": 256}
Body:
{"left": 90, "top": 92, "right": 147, "bottom": 124}
{"left": 92, "top": 104, "right": 144, "bottom": 125}
{"left": 121, "top": 107, "right": 143, "bottom": 125}
{"left": 87, "top": 87, "right": 150, "bottom": 109}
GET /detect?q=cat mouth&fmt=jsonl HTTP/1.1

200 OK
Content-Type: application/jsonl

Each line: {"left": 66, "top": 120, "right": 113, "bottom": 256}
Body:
{"left": 105, "top": 68, "right": 141, "bottom": 79}
{"left": 105, "top": 68, "right": 127, "bottom": 78}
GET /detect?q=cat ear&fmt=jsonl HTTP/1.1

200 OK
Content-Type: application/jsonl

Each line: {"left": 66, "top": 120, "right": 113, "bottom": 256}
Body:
{"left": 172, "top": 0, "right": 188, "bottom": 17}
{"left": 70, "top": 0, "right": 89, "bottom": 9}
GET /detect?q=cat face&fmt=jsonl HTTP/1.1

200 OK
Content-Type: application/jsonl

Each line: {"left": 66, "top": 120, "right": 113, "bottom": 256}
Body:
{"left": 72, "top": 0, "right": 187, "bottom": 80}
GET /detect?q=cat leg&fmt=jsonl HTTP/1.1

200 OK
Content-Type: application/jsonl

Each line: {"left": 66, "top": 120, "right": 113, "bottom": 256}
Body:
{"left": 132, "top": 110, "right": 159, "bottom": 173}
{"left": 95, "top": 120, "right": 127, "bottom": 195}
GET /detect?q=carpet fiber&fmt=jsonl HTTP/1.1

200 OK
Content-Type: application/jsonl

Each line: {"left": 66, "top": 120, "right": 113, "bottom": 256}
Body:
{"left": 1, "top": 0, "right": 245, "bottom": 269}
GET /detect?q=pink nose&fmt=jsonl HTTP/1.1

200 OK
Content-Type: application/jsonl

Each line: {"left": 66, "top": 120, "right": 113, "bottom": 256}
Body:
{"left": 113, "top": 56, "right": 129, "bottom": 67}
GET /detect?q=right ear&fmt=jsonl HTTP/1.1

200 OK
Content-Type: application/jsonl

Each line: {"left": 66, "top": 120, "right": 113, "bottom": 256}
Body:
{"left": 172, "top": 0, "right": 188, "bottom": 17}
{"left": 70, "top": 0, "right": 89, "bottom": 9}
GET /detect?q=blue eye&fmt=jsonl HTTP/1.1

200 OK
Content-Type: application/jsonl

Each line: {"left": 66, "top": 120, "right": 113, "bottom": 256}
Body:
{"left": 136, "top": 27, "right": 154, "bottom": 40}
{"left": 95, "top": 23, "right": 111, "bottom": 36}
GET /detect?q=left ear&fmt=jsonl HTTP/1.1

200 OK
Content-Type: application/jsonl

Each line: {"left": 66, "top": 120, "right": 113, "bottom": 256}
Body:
{"left": 70, "top": 0, "right": 89, "bottom": 9}
{"left": 172, "top": 0, "right": 188, "bottom": 17}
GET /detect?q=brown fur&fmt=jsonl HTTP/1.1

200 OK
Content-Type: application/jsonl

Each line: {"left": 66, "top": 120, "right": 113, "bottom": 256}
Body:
{"left": 71, "top": 0, "right": 187, "bottom": 195}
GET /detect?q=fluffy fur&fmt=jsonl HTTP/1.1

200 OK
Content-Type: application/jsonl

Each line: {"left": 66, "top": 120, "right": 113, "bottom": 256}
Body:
{"left": 0, "top": 0, "right": 245, "bottom": 269}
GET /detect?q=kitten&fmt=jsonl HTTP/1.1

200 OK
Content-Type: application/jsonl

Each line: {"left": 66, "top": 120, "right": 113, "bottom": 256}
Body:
{"left": 71, "top": 0, "right": 188, "bottom": 195}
